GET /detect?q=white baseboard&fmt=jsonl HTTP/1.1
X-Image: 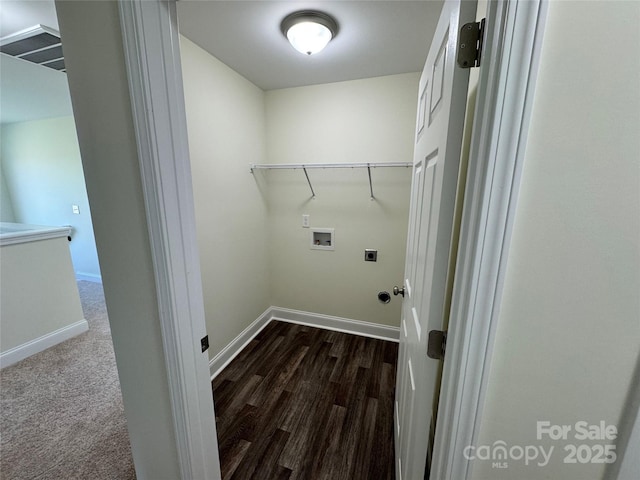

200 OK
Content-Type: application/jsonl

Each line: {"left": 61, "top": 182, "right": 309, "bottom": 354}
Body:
{"left": 209, "top": 306, "right": 400, "bottom": 379}
{"left": 0, "top": 319, "right": 89, "bottom": 369}
{"left": 208, "top": 307, "right": 272, "bottom": 380}
{"left": 271, "top": 306, "right": 400, "bottom": 342}
{"left": 76, "top": 272, "right": 102, "bottom": 283}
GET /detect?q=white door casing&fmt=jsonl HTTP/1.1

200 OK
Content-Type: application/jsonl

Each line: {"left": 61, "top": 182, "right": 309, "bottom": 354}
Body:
{"left": 430, "top": 1, "right": 550, "bottom": 479}
{"left": 118, "top": 1, "right": 222, "bottom": 478}
{"left": 394, "top": 1, "right": 477, "bottom": 479}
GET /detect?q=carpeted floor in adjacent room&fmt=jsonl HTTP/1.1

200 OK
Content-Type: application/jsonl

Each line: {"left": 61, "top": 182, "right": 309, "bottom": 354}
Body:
{"left": 0, "top": 281, "right": 136, "bottom": 480}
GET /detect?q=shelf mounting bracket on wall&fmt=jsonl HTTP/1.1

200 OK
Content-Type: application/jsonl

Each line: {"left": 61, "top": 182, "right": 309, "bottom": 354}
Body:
{"left": 250, "top": 162, "right": 412, "bottom": 199}
{"left": 367, "top": 165, "right": 374, "bottom": 200}
{"left": 302, "top": 167, "right": 316, "bottom": 198}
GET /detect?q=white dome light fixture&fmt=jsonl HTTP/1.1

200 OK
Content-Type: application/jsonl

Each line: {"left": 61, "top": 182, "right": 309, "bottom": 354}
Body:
{"left": 281, "top": 11, "right": 338, "bottom": 56}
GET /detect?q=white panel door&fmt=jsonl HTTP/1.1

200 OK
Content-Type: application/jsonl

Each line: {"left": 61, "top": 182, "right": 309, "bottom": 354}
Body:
{"left": 394, "top": 1, "right": 476, "bottom": 479}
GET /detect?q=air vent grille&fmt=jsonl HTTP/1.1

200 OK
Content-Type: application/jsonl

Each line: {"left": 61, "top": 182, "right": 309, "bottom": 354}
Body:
{"left": 0, "top": 25, "right": 65, "bottom": 72}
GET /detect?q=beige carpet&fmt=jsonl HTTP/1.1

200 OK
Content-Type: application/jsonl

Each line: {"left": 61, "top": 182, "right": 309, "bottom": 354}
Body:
{"left": 0, "top": 281, "right": 136, "bottom": 480}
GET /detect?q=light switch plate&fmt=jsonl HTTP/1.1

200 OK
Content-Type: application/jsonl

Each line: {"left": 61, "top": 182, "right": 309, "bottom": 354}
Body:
{"left": 72, "top": 205, "right": 80, "bottom": 214}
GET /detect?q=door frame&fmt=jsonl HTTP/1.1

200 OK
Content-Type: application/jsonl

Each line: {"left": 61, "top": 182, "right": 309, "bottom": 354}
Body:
{"left": 117, "top": 1, "right": 221, "bottom": 479}
{"left": 431, "top": 1, "right": 549, "bottom": 478}
{"left": 115, "top": 0, "right": 548, "bottom": 478}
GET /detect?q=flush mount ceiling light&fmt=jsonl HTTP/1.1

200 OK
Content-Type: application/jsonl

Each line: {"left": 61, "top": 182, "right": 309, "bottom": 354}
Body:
{"left": 281, "top": 10, "right": 338, "bottom": 56}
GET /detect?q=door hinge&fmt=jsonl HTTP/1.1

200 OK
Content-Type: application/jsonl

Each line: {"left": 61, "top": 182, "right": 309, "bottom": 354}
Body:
{"left": 427, "top": 330, "right": 447, "bottom": 360}
{"left": 457, "top": 18, "right": 486, "bottom": 69}
{"left": 201, "top": 335, "right": 209, "bottom": 353}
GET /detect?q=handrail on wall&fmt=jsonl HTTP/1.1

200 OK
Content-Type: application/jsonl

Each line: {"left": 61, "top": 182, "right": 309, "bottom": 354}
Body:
{"left": 249, "top": 162, "right": 412, "bottom": 199}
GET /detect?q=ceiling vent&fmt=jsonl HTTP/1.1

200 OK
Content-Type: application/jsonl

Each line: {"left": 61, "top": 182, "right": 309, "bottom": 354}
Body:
{"left": 0, "top": 25, "right": 65, "bottom": 72}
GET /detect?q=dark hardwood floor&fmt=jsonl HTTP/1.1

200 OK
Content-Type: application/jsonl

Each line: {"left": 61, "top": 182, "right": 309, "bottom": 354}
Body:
{"left": 212, "top": 320, "right": 398, "bottom": 480}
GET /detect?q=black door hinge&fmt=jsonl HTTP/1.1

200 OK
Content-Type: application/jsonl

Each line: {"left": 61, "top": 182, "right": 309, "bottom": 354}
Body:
{"left": 427, "top": 330, "right": 447, "bottom": 360}
{"left": 201, "top": 335, "right": 209, "bottom": 353}
{"left": 457, "top": 18, "right": 486, "bottom": 69}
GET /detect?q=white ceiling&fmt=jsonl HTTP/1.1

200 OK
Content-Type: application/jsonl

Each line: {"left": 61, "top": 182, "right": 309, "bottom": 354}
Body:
{"left": 0, "top": 0, "right": 58, "bottom": 36}
{"left": 176, "top": 0, "right": 443, "bottom": 90}
{"left": 0, "top": 0, "right": 442, "bottom": 123}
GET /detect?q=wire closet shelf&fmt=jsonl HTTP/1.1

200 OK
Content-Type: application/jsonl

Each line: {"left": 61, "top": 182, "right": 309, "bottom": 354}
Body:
{"left": 249, "top": 162, "right": 412, "bottom": 199}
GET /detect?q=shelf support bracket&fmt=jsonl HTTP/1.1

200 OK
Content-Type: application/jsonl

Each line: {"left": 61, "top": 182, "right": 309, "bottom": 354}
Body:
{"left": 302, "top": 167, "right": 315, "bottom": 198}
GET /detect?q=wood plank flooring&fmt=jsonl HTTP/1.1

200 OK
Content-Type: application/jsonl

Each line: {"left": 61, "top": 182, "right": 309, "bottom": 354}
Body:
{"left": 212, "top": 320, "right": 398, "bottom": 480}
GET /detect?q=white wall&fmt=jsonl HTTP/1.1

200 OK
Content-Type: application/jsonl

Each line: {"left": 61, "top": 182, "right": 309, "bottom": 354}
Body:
{"left": 55, "top": 1, "right": 181, "bottom": 477}
{"left": 180, "top": 36, "right": 271, "bottom": 359}
{"left": 0, "top": 236, "right": 84, "bottom": 353}
{"left": 265, "top": 74, "right": 417, "bottom": 326}
{"left": 0, "top": 116, "right": 101, "bottom": 281}
{"left": 180, "top": 39, "right": 417, "bottom": 335}
{"left": 0, "top": 53, "right": 73, "bottom": 124}
{"left": 0, "top": 161, "right": 15, "bottom": 222}
{"left": 471, "top": 2, "right": 640, "bottom": 479}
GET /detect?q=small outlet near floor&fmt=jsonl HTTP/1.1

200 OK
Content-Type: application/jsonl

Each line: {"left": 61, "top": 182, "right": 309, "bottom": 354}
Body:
{"left": 365, "top": 249, "right": 377, "bottom": 262}
{"left": 302, "top": 214, "right": 310, "bottom": 228}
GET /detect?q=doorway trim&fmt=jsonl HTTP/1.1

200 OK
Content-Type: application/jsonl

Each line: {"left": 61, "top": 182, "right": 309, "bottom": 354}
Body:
{"left": 114, "top": 0, "right": 548, "bottom": 478}
{"left": 118, "top": 1, "right": 221, "bottom": 479}
{"left": 431, "top": 1, "right": 549, "bottom": 479}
